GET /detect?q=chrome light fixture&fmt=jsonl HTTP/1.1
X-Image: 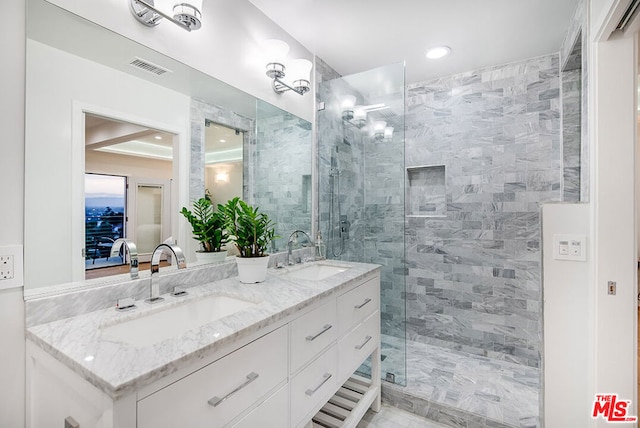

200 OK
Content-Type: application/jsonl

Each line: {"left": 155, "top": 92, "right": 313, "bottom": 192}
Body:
{"left": 341, "top": 95, "right": 357, "bottom": 121}
{"left": 129, "top": 0, "right": 203, "bottom": 32}
{"left": 373, "top": 121, "right": 394, "bottom": 141}
{"left": 262, "top": 39, "right": 312, "bottom": 96}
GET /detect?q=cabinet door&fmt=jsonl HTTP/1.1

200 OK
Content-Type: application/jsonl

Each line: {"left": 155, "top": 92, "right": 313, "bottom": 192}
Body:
{"left": 137, "top": 327, "right": 287, "bottom": 428}
{"left": 290, "top": 299, "right": 337, "bottom": 374}
{"left": 337, "top": 311, "right": 380, "bottom": 382}
{"left": 337, "top": 277, "right": 379, "bottom": 336}
{"left": 290, "top": 345, "right": 338, "bottom": 428}
{"left": 230, "top": 384, "right": 288, "bottom": 428}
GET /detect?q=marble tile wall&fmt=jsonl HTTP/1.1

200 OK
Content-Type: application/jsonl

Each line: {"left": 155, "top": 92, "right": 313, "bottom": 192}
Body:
{"left": 190, "top": 99, "right": 254, "bottom": 202}
{"left": 254, "top": 102, "right": 313, "bottom": 251}
{"left": 404, "top": 54, "right": 562, "bottom": 368}
{"left": 560, "top": 0, "right": 589, "bottom": 201}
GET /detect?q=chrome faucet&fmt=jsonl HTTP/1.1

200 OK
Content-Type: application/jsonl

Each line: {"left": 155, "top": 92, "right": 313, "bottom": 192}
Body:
{"left": 110, "top": 238, "right": 139, "bottom": 280}
{"left": 148, "top": 243, "right": 187, "bottom": 304}
{"left": 287, "top": 230, "right": 313, "bottom": 265}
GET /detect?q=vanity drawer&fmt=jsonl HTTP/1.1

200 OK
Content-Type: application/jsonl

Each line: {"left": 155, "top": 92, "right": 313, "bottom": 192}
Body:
{"left": 290, "top": 345, "right": 338, "bottom": 428}
{"left": 137, "top": 326, "right": 288, "bottom": 428}
{"left": 337, "top": 277, "right": 379, "bottom": 336}
{"left": 290, "top": 299, "right": 337, "bottom": 373}
{"left": 337, "top": 311, "right": 379, "bottom": 382}
{"left": 230, "top": 383, "right": 288, "bottom": 428}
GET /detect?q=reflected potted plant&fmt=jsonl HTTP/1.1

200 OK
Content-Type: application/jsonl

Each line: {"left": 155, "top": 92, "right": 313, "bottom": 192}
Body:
{"left": 219, "top": 197, "right": 276, "bottom": 283}
{"left": 180, "top": 197, "right": 228, "bottom": 263}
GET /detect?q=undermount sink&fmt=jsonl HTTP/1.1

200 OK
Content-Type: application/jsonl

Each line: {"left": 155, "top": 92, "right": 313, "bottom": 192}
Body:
{"left": 280, "top": 263, "right": 350, "bottom": 281}
{"left": 101, "top": 294, "right": 256, "bottom": 346}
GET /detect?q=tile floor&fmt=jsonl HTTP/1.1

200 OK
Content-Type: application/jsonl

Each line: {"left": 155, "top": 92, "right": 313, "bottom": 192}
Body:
{"left": 377, "top": 335, "right": 540, "bottom": 427}
{"left": 357, "top": 405, "right": 449, "bottom": 428}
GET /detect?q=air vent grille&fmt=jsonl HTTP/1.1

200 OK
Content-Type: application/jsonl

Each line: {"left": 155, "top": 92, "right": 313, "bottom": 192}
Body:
{"left": 128, "top": 58, "right": 172, "bottom": 76}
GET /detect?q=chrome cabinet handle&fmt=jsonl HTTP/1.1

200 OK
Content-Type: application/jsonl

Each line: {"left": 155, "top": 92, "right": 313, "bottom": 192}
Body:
{"left": 354, "top": 298, "right": 372, "bottom": 309}
{"left": 355, "top": 335, "right": 372, "bottom": 350}
{"left": 306, "top": 324, "right": 332, "bottom": 341}
{"left": 305, "top": 373, "right": 332, "bottom": 396}
{"left": 208, "top": 372, "right": 259, "bottom": 407}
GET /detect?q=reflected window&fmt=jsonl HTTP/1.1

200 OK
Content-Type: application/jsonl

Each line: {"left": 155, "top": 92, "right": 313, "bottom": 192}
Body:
{"left": 84, "top": 173, "right": 126, "bottom": 269}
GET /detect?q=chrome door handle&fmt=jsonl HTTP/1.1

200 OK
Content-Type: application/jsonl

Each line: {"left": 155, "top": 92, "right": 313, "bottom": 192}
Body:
{"left": 355, "top": 335, "right": 372, "bottom": 350}
{"left": 354, "top": 298, "right": 372, "bottom": 309}
{"left": 306, "top": 324, "right": 332, "bottom": 341}
{"left": 208, "top": 372, "right": 259, "bottom": 407}
{"left": 305, "top": 373, "right": 332, "bottom": 396}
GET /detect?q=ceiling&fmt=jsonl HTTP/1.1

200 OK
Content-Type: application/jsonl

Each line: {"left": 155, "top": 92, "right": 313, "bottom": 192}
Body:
{"left": 248, "top": 0, "right": 579, "bottom": 84}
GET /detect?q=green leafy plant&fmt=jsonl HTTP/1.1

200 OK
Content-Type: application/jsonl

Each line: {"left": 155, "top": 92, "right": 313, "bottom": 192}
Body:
{"left": 180, "top": 197, "right": 228, "bottom": 252}
{"left": 219, "top": 197, "right": 277, "bottom": 258}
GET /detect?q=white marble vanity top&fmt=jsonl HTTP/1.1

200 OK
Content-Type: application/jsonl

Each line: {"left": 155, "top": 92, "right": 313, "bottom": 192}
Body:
{"left": 26, "top": 259, "right": 380, "bottom": 400}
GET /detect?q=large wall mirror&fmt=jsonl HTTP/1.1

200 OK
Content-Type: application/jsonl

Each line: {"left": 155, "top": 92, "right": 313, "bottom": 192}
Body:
{"left": 24, "top": 0, "right": 312, "bottom": 294}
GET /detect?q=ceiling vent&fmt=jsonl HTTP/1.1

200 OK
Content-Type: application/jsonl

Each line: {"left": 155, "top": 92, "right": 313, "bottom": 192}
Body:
{"left": 617, "top": 0, "right": 640, "bottom": 31}
{"left": 128, "top": 57, "right": 172, "bottom": 76}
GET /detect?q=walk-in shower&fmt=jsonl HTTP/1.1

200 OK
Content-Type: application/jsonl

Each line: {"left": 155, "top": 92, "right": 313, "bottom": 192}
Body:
{"left": 318, "top": 54, "right": 555, "bottom": 427}
{"left": 318, "top": 62, "right": 407, "bottom": 385}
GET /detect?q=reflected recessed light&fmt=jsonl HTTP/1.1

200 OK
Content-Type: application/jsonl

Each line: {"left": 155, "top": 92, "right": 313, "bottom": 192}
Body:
{"left": 84, "top": 355, "right": 94, "bottom": 362}
{"left": 426, "top": 46, "right": 451, "bottom": 60}
{"left": 219, "top": 139, "right": 226, "bottom": 143}
{"left": 154, "top": 135, "right": 162, "bottom": 140}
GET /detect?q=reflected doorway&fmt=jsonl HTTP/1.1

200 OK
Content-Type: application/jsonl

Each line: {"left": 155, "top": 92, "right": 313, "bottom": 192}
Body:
{"left": 84, "top": 113, "right": 175, "bottom": 279}
{"left": 204, "top": 121, "right": 243, "bottom": 206}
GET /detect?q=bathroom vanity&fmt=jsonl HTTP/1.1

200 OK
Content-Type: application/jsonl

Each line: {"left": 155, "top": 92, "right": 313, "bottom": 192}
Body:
{"left": 25, "top": 260, "right": 381, "bottom": 428}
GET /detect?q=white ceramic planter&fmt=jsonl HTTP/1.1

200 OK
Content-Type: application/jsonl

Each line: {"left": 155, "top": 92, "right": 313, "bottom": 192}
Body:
{"left": 195, "top": 250, "right": 227, "bottom": 264}
{"left": 235, "top": 256, "right": 270, "bottom": 283}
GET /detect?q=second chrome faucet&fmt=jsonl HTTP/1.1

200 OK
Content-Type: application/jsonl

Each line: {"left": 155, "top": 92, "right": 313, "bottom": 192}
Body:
{"left": 147, "top": 243, "right": 187, "bottom": 304}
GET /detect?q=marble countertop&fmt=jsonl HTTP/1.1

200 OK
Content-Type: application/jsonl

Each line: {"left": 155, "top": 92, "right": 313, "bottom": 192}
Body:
{"left": 26, "top": 259, "right": 379, "bottom": 400}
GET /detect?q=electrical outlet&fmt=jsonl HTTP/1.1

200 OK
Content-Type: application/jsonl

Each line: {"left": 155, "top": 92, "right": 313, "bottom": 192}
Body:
{"left": 0, "top": 245, "right": 23, "bottom": 289}
{"left": 0, "top": 255, "right": 14, "bottom": 279}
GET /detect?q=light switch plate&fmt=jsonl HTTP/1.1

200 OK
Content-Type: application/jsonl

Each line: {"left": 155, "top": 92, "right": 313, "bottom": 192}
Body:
{"left": 553, "top": 234, "right": 587, "bottom": 261}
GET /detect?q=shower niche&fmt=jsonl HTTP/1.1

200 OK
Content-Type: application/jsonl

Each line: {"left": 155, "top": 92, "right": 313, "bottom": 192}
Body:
{"left": 406, "top": 165, "right": 446, "bottom": 217}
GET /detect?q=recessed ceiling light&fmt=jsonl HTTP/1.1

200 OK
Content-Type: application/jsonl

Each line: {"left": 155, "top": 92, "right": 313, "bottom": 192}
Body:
{"left": 220, "top": 139, "right": 226, "bottom": 143}
{"left": 155, "top": 135, "right": 162, "bottom": 140}
{"left": 426, "top": 46, "right": 452, "bottom": 60}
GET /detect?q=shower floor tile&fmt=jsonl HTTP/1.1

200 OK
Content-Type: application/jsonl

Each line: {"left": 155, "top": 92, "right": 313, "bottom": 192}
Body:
{"left": 380, "top": 334, "right": 540, "bottom": 427}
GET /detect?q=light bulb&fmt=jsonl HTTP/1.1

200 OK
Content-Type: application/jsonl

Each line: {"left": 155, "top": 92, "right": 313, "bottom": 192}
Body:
{"left": 341, "top": 95, "right": 357, "bottom": 110}
{"left": 288, "top": 59, "right": 312, "bottom": 82}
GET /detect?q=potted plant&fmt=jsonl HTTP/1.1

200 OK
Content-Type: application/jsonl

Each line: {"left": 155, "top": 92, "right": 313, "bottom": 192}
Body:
{"left": 180, "top": 197, "right": 228, "bottom": 263}
{"left": 219, "top": 197, "right": 277, "bottom": 283}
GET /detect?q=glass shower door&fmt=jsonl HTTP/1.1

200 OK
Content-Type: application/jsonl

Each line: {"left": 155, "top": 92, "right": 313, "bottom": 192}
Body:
{"left": 317, "top": 62, "right": 406, "bottom": 385}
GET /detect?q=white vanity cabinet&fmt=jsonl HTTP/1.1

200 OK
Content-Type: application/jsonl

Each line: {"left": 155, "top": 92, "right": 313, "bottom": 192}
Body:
{"left": 26, "top": 270, "right": 381, "bottom": 428}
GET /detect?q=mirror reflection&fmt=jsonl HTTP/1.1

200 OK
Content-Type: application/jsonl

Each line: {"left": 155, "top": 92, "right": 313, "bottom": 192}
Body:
{"left": 204, "top": 122, "right": 243, "bottom": 207}
{"left": 84, "top": 114, "right": 176, "bottom": 280}
{"left": 24, "top": 0, "right": 313, "bottom": 293}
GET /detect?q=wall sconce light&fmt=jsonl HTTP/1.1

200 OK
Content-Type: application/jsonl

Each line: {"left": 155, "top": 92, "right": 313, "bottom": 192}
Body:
{"left": 215, "top": 172, "right": 229, "bottom": 183}
{"left": 341, "top": 95, "right": 357, "bottom": 121}
{"left": 353, "top": 107, "right": 367, "bottom": 129}
{"left": 129, "top": 0, "right": 203, "bottom": 32}
{"left": 373, "top": 121, "right": 394, "bottom": 141}
{"left": 262, "top": 39, "right": 312, "bottom": 96}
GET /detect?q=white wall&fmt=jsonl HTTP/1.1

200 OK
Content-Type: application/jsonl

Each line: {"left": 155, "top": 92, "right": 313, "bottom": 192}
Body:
{"left": 590, "top": 32, "right": 638, "bottom": 425}
{"left": 25, "top": 40, "right": 191, "bottom": 289}
{"left": 44, "top": 0, "right": 314, "bottom": 122}
{"left": 542, "top": 203, "right": 591, "bottom": 426}
{"left": 205, "top": 163, "right": 243, "bottom": 207}
{"left": 0, "top": 0, "right": 26, "bottom": 426}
